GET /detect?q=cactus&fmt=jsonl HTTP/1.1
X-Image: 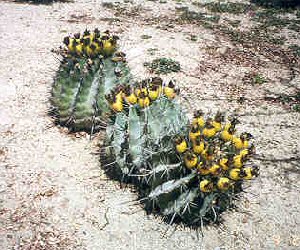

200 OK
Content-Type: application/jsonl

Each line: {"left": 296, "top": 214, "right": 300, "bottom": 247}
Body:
{"left": 140, "top": 113, "right": 258, "bottom": 225}
{"left": 50, "top": 30, "right": 132, "bottom": 132}
{"left": 104, "top": 78, "right": 258, "bottom": 226}
{"left": 51, "top": 29, "right": 259, "bottom": 227}
{"left": 102, "top": 80, "right": 258, "bottom": 225}
{"left": 102, "top": 78, "right": 189, "bottom": 181}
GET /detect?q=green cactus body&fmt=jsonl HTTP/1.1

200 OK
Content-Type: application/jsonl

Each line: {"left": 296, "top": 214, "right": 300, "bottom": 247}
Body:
{"left": 50, "top": 29, "right": 128, "bottom": 132}
{"left": 143, "top": 168, "right": 234, "bottom": 225}
{"left": 104, "top": 82, "right": 189, "bottom": 181}
{"left": 51, "top": 56, "right": 131, "bottom": 132}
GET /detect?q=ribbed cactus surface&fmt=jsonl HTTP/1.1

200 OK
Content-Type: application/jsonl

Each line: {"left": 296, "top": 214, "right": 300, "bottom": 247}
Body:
{"left": 50, "top": 30, "right": 132, "bottom": 132}
{"left": 103, "top": 78, "right": 188, "bottom": 180}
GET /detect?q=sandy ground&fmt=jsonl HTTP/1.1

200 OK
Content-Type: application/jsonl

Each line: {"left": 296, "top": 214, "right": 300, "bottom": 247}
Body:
{"left": 0, "top": 0, "right": 300, "bottom": 249}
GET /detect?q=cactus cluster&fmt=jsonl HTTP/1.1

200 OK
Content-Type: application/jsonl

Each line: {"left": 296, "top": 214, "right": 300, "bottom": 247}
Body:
{"left": 51, "top": 29, "right": 259, "bottom": 226}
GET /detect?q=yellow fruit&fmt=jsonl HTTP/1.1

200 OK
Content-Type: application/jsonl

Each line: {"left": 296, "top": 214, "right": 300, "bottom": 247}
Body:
{"left": 213, "top": 112, "right": 224, "bottom": 131}
{"left": 233, "top": 155, "right": 243, "bottom": 168}
{"left": 221, "top": 130, "right": 233, "bottom": 141}
{"left": 212, "top": 121, "right": 222, "bottom": 132}
{"left": 143, "top": 96, "right": 150, "bottom": 107}
{"left": 184, "top": 152, "right": 198, "bottom": 169}
{"left": 217, "top": 177, "right": 231, "bottom": 191}
{"left": 243, "top": 140, "right": 249, "bottom": 148}
{"left": 148, "top": 89, "right": 159, "bottom": 101}
{"left": 75, "top": 43, "right": 83, "bottom": 55}
{"left": 219, "top": 158, "right": 229, "bottom": 170}
{"left": 141, "top": 87, "right": 148, "bottom": 95}
{"left": 175, "top": 140, "right": 187, "bottom": 154}
{"left": 135, "top": 87, "right": 147, "bottom": 96}
{"left": 89, "top": 33, "right": 95, "bottom": 41}
{"left": 203, "top": 128, "right": 216, "bottom": 138}
{"left": 103, "top": 40, "right": 115, "bottom": 56}
{"left": 209, "top": 164, "right": 222, "bottom": 176}
{"left": 125, "top": 93, "right": 137, "bottom": 105}
{"left": 67, "top": 38, "right": 75, "bottom": 52}
{"left": 193, "top": 110, "right": 205, "bottom": 127}
{"left": 138, "top": 96, "right": 150, "bottom": 108}
{"left": 193, "top": 141, "right": 205, "bottom": 154}
{"left": 233, "top": 137, "right": 244, "bottom": 149}
{"left": 229, "top": 168, "right": 242, "bottom": 181}
{"left": 233, "top": 135, "right": 249, "bottom": 149}
{"left": 239, "top": 149, "right": 249, "bottom": 157}
{"left": 240, "top": 145, "right": 255, "bottom": 157}
{"left": 193, "top": 117, "right": 205, "bottom": 128}
{"left": 163, "top": 87, "right": 176, "bottom": 99}
{"left": 243, "top": 166, "right": 259, "bottom": 180}
{"left": 224, "top": 123, "right": 231, "bottom": 131}
{"left": 115, "top": 92, "right": 123, "bottom": 103}
{"left": 199, "top": 179, "right": 213, "bottom": 193}
{"left": 111, "top": 101, "right": 123, "bottom": 112}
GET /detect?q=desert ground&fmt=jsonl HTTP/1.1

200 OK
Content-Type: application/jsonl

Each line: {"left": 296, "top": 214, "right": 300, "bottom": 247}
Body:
{"left": 0, "top": 0, "right": 300, "bottom": 249}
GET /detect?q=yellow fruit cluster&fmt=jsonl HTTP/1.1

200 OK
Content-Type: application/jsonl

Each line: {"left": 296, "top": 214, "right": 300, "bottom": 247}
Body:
{"left": 105, "top": 77, "right": 179, "bottom": 112}
{"left": 63, "top": 29, "right": 118, "bottom": 57}
{"left": 174, "top": 111, "right": 258, "bottom": 193}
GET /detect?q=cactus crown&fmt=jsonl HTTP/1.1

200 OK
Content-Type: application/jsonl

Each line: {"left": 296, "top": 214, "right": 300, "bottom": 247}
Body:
{"left": 62, "top": 29, "right": 118, "bottom": 58}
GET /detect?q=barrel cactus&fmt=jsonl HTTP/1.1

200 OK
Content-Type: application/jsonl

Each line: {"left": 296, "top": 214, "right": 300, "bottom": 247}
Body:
{"left": 50, "top": 29, "right": 132, "bottom": 132}
{"left": 140, "top": 112, "right": 258, "bottom": 225}
{"left": 102, "top": 80, "right": 258, "bottom": 225}
{"left": 102, "top": 78, "right": 189, "bottom": 181}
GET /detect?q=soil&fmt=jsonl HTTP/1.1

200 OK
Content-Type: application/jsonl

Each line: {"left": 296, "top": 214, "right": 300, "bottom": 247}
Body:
{"left": 0, "top": 0, "right": 300, "bottom": 249}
